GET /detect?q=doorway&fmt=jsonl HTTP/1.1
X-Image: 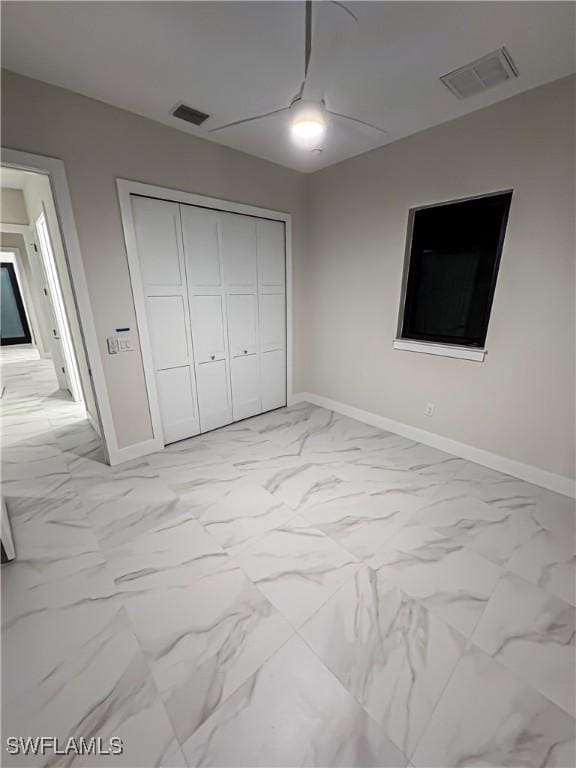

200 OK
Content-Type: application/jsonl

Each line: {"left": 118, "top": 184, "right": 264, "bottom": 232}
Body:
{"left": 0, "top": 165, "right": 86, "bottom": 406}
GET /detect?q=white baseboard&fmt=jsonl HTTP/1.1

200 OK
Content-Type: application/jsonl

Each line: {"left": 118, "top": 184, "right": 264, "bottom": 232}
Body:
{"left": 291, "top": 392, "right": 575, "bottom": 499}
{"left": 107, "top": 437, "right": 163, "bottom": 467}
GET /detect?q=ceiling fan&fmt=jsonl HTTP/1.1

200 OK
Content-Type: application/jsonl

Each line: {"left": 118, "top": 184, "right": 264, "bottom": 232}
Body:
{"left": 208, "top": 0, "right": 387, "bottom": 149}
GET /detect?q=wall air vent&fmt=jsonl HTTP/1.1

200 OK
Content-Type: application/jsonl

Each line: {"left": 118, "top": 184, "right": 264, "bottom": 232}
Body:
{"left": 172, "top": 104, "right": 210, "bottom": 126}
{"left": 440, "top": 47, "right": 519, "bottom": 99}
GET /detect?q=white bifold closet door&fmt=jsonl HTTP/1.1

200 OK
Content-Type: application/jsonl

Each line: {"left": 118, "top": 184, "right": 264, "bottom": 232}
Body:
{"left": 181, "top": 205, "right": 234, "bottom": 432}
{"left": 221, "top": 212, "right": 261, "bottom": 422}
{"left": 132, "top": 196, "right": 201, "bottom": 443}
{"left": 133, "top": 194, "right": 286, "bottom": 444}
{"left": 257, "top": 219, "right": 286, "bottom": 411}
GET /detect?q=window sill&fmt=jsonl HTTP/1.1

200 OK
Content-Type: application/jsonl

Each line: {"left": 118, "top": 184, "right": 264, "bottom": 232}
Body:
{"left": 393, "top": 339, "right": 486, "bottom": 362}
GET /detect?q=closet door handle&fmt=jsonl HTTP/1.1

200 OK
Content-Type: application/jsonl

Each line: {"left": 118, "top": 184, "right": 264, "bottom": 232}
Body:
{"left": 244, "top": 349, "right": 248, "bottom": 354}
{"left": 211, "top": 355, "right": 215, "bottom": 360}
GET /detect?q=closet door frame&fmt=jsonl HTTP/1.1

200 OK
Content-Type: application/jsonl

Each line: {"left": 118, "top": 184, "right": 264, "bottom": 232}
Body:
{"left": 117, "top": 179, "right": 292, "bottom": 451}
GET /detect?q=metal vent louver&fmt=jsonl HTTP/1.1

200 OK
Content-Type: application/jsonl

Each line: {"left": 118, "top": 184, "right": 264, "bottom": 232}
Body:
{"left": 172, "top": 104, "right": 210, "bottom": 126}
{"left": 441, "top": 47, "right": 518, "bottom": 99}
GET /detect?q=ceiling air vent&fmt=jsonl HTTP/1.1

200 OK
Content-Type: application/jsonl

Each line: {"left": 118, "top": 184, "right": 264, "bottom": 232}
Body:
{"left": 440, "top": 47, "right": 519, "bottom": 99}
{"left": 172, "top": 104, "right": 210, "bottom": 126}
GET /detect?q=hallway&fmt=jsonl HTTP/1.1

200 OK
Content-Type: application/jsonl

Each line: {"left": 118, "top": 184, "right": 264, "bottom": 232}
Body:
{"left": 1, "top": 346, "right": 186, "bottom": 765}
{"left": 1, "top": 346, "right": 574, "bottom": 767}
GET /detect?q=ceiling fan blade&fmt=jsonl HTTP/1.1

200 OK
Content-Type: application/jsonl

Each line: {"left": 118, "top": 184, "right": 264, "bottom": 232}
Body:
{"left": 209, "top": 107, "right": 289, "bottom": 133}
{"left": 326, "top": 109, "right": 387, "bottom": 135}
{"left": 305, "top": 0, "right": 312, "bottom": 80}
{"left": 329, "top": 2, "right": 359, "bottom": 23}
{"left": 303, "top": 1, "right": 359, "bottom": 102}
{"left": 297, "top": 1, "right": 357, "bottom": 102}
{"left": 294, "top": 0, "right": 313, "bottom": 102}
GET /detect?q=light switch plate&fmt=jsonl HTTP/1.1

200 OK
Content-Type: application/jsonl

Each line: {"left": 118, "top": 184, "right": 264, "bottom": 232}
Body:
{"left": 118, "top": 336, "right": 134, "bottom": 352}
{"left": 107, "top": 336, "right": 119, "bottom": 355}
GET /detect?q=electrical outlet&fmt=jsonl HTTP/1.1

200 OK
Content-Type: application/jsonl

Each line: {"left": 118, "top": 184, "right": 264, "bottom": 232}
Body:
{"left": 425, "top": 402, "right": 434, "bottom": 417}
{"left": 107, "top": 336, "right": 119, "bottom": 355}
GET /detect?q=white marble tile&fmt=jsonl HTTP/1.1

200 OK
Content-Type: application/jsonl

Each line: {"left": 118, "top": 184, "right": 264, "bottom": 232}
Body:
{"left": 147, "top": 436, "right": 224, "bottom": 472}
{"left": 4, "top": 494, "right": 103, "bottom": 587}
{"left": 77, "top": 458, "right": 162, "bottom": 501}
{"left": 126, "top": 566, "right": 293, "bottom": 743}
{"left": 198, "top": 427, "right": 281, "bottom": 464}
{"left": 86, "top": 493, "right": 189, "bottom": 550}
{"left": 371, "top": 524, "right": 502, "bottom": 637}
{"left": 236, "top": 516, "right": 361, "bottom": 627}
{"left": 182, "top": 634, "right": 407, "bottom": 767}
{"left": 110, "top": 535, "right": 293, "bottom": 745}
{"left": 301, "top": 567, "right": 466, "bottom": 756}
{"left": 158, "top": 460, "right": 245, "bottom": 510}
{"left": 303, "top": 488, "right": 423, "bottom": 560}
{"left": 473, "top": 572, "right": 576, "bottom": 716}
{"left": 53, "top": 419, "right": 102, "bottom": 456}
{"left": 198, "top": 483, "right": 296, "bottom": 555}
{"left": 1, "top": 452, "right": 72, "bottom": 499}
{"left": 530, "top": 490, "right": 576, "bottom": 539}
{"left": 507, "top": 527, "right": 576, "bottom": 606}
{"left": 334, "top": 457, "right": 446, "bottom": 498}
{"left": 289, "top": 412, "right": 384, "bottom": 461}
{"left": 2, "top": 557, "right": 122, "bottom": 707}
{"left": 412, "top": 645, "right": 575, "bottom": 768}
{"left": 228, "top": 448, "right": 310, "bottom": 487}
{"left": 105, "top": 512, "right": 229, "bottom": 590}
{"left": 248, "top": 403, "right": 347, "bottom": 455}
{"left": 410, "top": 494, "right": 538, "bottom": 566}
{"left": 258, "top": 462, "right": 350, "bottom": 511}
{"left": 4, "top": 610, "right": 182, "bottom": 768}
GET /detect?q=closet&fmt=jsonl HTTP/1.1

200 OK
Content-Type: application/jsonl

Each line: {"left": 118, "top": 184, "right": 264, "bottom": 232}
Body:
{"left": 131, "top": 195, "right": 286, "bottom": 444}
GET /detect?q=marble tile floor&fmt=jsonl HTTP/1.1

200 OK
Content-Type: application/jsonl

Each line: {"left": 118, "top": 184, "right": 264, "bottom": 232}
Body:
{"left": 1, "top": 346, "right": 575, "bottom": 767}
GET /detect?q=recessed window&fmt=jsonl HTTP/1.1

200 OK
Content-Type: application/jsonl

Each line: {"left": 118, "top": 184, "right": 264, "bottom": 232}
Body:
{"left": 399, "top": 191, "right": 512, "bottom": 349}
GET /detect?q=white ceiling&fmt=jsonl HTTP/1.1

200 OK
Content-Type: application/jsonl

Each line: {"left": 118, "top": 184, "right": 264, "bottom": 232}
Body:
{"left": 2, "top": 2, "right": 574, "bottom": 173}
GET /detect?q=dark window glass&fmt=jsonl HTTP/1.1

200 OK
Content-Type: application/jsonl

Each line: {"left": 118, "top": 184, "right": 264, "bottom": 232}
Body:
{"left": 400, "top": 192, "right": 512, "bottom": 347}
{"left": 0, "top": 262, "right": 32, "bottom": 346}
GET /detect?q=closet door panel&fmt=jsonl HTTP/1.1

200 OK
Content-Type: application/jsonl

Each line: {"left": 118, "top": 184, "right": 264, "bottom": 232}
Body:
{"left": 231, "top": 354, "right": 260, "bottom": 421}
{"left": 260, "top": 349, "right": 286, "bottom": 411}
{"left": 181, "top": 206, "right": 222, "bottom": 288}
{"left": 196, "top": 360, "right": 232, "bottom": 431}
{"left": 227, "top": 293, "right": 258, "bottom": 357}
{"left": 133, "top": 197, "right": 182, "bottom": 287}
{"left": 132, "top": 195, "right": 200, "bottom": 444}
{"left": 191, "top": 295, "right": 227, "bottom": 363}
{"left": 259, "top": 293, "right": 285, "bottom": 352}
{"left": 156, "top": 367, "right": 199, "bottom": 443}
{"left": 146, "top": 295, "right": 189, "bottom": 370}
{"left": 257, "top": 219, "right": 285, "bottom": 288}
{"left": 221, "top": 213, "right": 257, "bottom": 288}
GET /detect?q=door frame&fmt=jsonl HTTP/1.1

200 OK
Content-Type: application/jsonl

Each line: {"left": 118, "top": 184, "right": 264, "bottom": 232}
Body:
{"left": 34, "top": 209, "right": 83, "bottom": 402}
{"left": 117, "top": 178, "right": 293, "bottom": 449}
{"left": 1, "top": 148, "right": 115, "bottom": 461}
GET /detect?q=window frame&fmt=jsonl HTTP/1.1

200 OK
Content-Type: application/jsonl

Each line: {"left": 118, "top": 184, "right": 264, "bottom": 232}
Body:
{"left": 397, "top": 189, "right": 513, "bottom": 352}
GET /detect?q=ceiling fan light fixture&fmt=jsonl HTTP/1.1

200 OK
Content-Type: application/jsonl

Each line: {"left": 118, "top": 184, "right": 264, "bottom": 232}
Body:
{"left": 289, "top": 100, "right": 327, "bottom": 146}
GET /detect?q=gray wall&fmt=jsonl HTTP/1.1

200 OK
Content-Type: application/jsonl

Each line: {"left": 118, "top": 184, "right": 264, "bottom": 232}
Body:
{"left": 1, "top": 69, "right": 308, "bottom": 448}
{"left": 306, "top": 76, "right": 575, "bottom": 478}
